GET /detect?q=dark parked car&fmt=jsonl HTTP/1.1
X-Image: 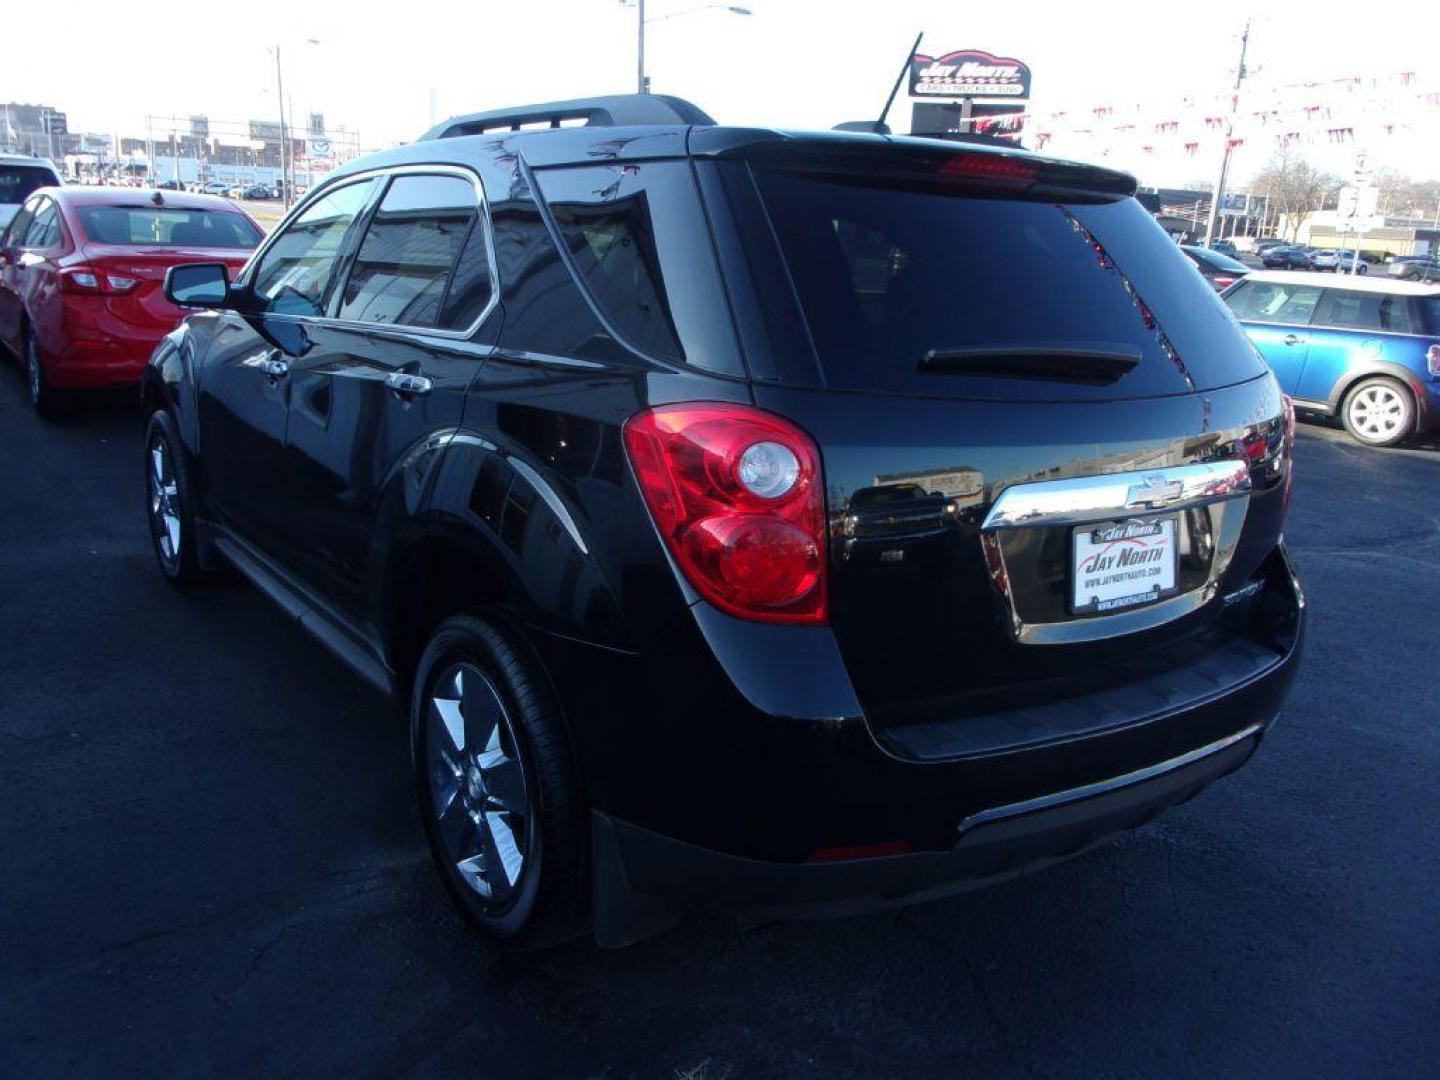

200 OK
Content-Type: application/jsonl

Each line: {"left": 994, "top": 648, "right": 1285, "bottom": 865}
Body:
{"left": 1181, "top": 244, "right": 1248, "bottom": 290}
{"left": 140, "top": 95, "right": 1304, "bottom": 948}
{"left": 1262, "top": 245, "right": 1312, "bottom": 270}
{"left": 1207, "top": 239, "right": 1239, "bottom": 258}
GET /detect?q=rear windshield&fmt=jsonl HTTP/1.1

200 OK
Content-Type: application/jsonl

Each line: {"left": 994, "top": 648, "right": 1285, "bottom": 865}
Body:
{"left": 1185, "top": 246, "right": 1248, "bottom": 273}
{"left": 75, "top": 206, "right": 262, "bottom": 249}
{"left": 0, "top": 165, "right": 56, "bottom": 205}
{"left": 750, "top": 170, "right": 1265, "bottom": 398}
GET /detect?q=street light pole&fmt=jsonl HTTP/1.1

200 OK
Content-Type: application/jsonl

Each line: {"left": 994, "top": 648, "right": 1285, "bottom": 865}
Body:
{"left": 637, "top": 0, "right": 647, "bottom": 93}
{"left": 635, "top": 3, "right": 749, "bottom": 95}
{"left": 1204, "top": 18, "right": 1251, "bottom": 247}
{"left": 274, "top": 45, "right": 290, "bottom": 209}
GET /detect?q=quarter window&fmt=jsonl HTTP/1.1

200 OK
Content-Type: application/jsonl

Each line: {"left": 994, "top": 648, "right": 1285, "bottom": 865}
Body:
{"left": 1312, "top": 289, "right": 1413, "bottom": 334}
{"left": 337, "top": 173, "right": 487, "bottom": 329}
{"left": 1223, "top": 280, "right": 1322, "bottom": 325}
{"left": 251, "top": 179, "right": 377, "bottom": 317}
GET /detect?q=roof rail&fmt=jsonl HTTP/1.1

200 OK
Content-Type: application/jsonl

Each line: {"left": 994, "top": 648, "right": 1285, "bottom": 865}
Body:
{"left": 421, "top": 94, "right": 715, "bottom": 141}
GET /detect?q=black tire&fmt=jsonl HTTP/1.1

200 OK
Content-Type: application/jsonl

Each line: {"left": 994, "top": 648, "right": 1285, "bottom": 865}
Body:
{"left": 413, "top": 614, "right": 587, "bottom": 949}
{"left": 1341, "top": 376, "right": 1415, "bottom": 448}
{"left": 144, "top": 411, "right": 206, "bottom": 584}
{"left": 24, "top": 329, "right": 62, "bottom": 418}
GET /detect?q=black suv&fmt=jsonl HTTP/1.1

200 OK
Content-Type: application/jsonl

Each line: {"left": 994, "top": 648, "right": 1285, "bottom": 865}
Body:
{"left": 142, "top": 95, "right": 1304, "bottom": 948}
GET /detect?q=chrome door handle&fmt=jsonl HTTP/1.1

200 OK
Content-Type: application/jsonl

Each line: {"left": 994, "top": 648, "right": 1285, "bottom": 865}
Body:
{"left": 1282, "top": 334, "right": 1302, "bottom": 345}
{"left": 386, "top": 372, "right": 432, "bottom": 396}
{"left": 261, "top": 356, "right": 290, "bottom": 378}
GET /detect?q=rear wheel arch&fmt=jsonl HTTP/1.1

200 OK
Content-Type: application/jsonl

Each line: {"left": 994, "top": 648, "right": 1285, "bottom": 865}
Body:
{"left": 384, "top": 533, "right": 517, "bottom": 700}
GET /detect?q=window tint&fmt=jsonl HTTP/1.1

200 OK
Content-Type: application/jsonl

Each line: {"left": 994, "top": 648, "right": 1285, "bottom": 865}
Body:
{"left": 543, "top": 182, "right": 681, "bottom": 364}
{"left": 1418, "top": 298, "right": 1440, "bottom": 335}
{"left": 23, "top": 199, "right": 60, "bottom": 248}
{"left": 338, "top": 174, "right": 483, "bottom": 329}
{"left": 1224, "top": 280, "right": 1322, "bottom": 325}
{"left": 748, "top": 169, "right": 1263, "bottom": 397}
{"left": 4, "top": 201, "right": 38, "bottom": 247}
{"left": 0, "top": 165, "right": 55, "bottom": 206}
{"left": 1313, "top": 289, "right": 1413, "bottom": 334}
{"left": 75, "top": 206, "right": 260, "bottom": 249}
{"left": 252, "top": 179, "right": 376, "bottom": 317}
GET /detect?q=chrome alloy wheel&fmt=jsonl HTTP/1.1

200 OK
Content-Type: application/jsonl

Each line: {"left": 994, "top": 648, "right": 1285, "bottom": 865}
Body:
{"left": 427, "top": 663, "right": 531, "bottom": 905}
{"left": 1347, "top": 383, "right": 1406, "bottom": 442}
{"left": 148, "top": 439, "right": 181, "bottom": 568}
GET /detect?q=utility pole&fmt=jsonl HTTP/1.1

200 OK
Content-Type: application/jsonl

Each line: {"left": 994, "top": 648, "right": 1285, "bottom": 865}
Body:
{"left": 274, "top": 45, "right": 290, "bottom": 209}
{"left": 1204, "top": 17, "right": 1251, "bottom": 247}
{"left": 637, "top": 0, "right": 647, "bottom": 93}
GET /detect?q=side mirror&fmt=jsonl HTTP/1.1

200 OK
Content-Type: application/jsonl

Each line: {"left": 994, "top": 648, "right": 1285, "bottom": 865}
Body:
{"left": 165, "top": 262, "right": 230, "bottom": 308}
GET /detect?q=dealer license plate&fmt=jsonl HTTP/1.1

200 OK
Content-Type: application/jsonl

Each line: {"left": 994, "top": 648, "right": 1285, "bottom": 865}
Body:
{"left": 1071, "top": 517, "right": 1179, "bottom": 615}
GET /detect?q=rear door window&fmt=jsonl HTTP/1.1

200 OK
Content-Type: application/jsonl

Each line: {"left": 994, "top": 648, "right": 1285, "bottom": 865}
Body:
{"left": 747, "top": 168, "right": 1264, "bottom": 398}
{"left": 1312, "top": 288, "right": 1413, "bottom": 334}
{"left": 337, "top": 173, "right": 488, "bottom": 329}
{"left": 1224, "top": 280, "right": 1322, "bottom": 325}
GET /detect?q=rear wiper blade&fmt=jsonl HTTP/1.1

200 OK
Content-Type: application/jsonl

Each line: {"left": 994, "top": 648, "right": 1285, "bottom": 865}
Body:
{"left": 918, "top": 345, "right": 1142, "bottom": 386}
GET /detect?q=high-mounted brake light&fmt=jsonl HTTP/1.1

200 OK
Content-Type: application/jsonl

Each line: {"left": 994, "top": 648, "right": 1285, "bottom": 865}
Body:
{"left": 623, "top": 403, "right": 827, "bottom": 624}
{"left": 938, "top": 152, "right": 1038, "bottom": 187}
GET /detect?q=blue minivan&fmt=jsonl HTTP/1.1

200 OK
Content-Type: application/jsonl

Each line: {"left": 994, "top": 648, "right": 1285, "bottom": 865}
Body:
{"left": 1223, "top": 271, "right": 1440, "bottom": 446}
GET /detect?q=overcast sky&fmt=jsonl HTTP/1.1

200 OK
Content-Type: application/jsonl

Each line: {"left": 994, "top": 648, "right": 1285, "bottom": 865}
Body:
{"left": 5, "top": 0, "right": 1437, "bottom": 188}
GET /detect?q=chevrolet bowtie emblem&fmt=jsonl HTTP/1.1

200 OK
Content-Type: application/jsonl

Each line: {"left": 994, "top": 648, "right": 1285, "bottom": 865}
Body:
{"left": 1125, "top": 475, "right": 1184, "bottom": 508}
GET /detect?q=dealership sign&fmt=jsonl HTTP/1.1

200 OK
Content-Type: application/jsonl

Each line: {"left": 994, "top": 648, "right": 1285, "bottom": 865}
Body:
{"left": 910, "top": 49, "right": 1032, "bottom": 99}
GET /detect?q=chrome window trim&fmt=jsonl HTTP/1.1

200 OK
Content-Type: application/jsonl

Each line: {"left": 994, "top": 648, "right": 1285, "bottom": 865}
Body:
{"left": 235, "top": 163, "right": 500, "bottom": 343}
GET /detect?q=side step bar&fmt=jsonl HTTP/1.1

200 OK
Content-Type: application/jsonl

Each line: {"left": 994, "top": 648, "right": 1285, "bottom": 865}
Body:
{"left": 212, "top": 532, "right": 397, "bottom": 700}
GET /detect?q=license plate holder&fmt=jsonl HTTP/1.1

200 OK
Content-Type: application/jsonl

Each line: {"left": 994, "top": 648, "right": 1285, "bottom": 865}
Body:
{"left": 1071, "top": 516, "right": 1179, "bottom": 615}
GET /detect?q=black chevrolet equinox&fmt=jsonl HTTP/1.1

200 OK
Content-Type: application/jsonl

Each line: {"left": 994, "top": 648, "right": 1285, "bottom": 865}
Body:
{"left": 141, "top": 95, "right": 1305, "bottom": 947}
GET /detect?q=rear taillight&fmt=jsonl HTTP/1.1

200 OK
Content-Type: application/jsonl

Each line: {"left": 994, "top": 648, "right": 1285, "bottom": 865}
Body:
{"left": 60, "top": 266, "right": 139, "bottom": 294}
{"left": 1428, "top": 344, "right": 1440, "bottom": 377}
{"left": 1213, "top": 275, "right": 1237, "bottom": 289}
{"left": 623, "top": 403, "right": 827, "bottom": 624}
{"left": 1281, "top": 394, "right": 1297, "bottom": 514}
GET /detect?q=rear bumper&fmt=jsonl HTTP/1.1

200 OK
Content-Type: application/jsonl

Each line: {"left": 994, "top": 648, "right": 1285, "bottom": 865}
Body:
{"left": 593, "top": 720, "right": 1263, "bottom": 944}
{"left": 560, "top": 546, "right": 1305, "bottom": 944}
{"left": 41, "top": 305, "right": 171, "bottom": 388}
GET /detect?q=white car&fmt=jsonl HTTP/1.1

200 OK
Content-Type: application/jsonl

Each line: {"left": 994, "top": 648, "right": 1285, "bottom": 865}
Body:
{"left": 0, "top": 153, "right": 62, "bottom": 232}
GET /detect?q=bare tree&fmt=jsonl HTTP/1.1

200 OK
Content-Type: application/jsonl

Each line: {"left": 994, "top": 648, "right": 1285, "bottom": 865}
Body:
{"left": 1251, "top": 149, "right": 1341, "bottom": 240}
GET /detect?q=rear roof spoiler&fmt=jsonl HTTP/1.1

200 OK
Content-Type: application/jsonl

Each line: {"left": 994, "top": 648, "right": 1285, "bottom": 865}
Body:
{"left": 421, "top": 94, "right": 715, "bottom": 140}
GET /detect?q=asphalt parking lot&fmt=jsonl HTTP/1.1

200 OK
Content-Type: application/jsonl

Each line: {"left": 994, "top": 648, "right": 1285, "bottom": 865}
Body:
{"left": 1, "top": 370, "right": 1437, "bottom": 1078}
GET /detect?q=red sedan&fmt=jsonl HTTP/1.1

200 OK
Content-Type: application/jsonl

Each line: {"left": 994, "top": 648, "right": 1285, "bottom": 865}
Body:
{"left": 0, "top": 187, "right": 262, "bottom": 414}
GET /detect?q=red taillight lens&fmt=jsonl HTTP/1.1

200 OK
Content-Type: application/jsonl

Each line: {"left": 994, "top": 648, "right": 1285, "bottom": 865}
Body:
{"left": 938, "top": 151, "right": 1038, "bottom": 188}
{"left": 1281, "top": 394, "right": 1297, "bottom": 514}
{"left": 1427, "top": 344, "right": 1440, "bottom": 377}
{"left": 1214, "top": 275, "right": 1237, "bottom": 289}
{"left": 60, "top": 266, "right": 139, "bottom": 294}
{"left": 623, "top": 403, "right": 827, "bottom": 624}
